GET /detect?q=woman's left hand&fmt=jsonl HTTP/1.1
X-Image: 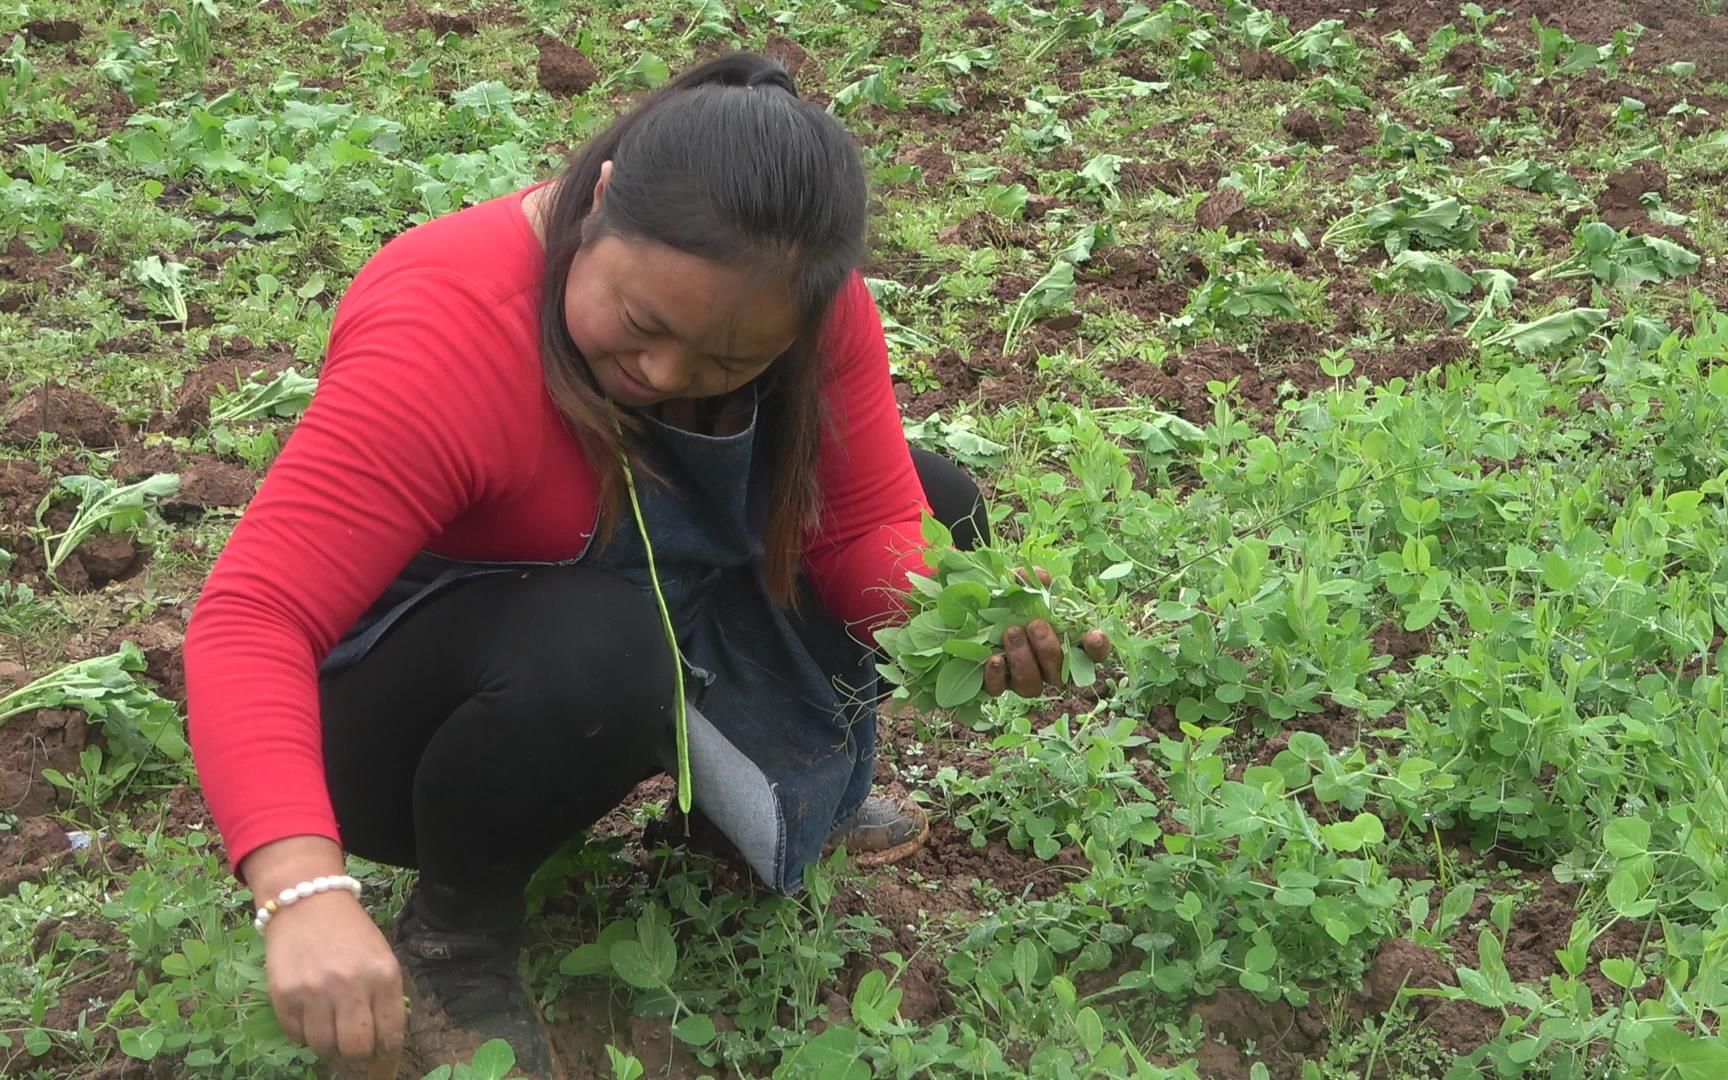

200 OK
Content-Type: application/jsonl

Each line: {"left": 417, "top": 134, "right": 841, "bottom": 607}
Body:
{"left": 982, "top": 567, "right": 1112, "bottom": 699}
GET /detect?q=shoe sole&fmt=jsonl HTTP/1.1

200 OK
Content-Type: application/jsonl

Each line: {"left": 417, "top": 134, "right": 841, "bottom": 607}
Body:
{"left": 850, "top": 812, "right": 932, "bottom": 868}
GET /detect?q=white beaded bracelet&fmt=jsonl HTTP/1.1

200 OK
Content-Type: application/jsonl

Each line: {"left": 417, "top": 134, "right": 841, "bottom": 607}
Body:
{"left": 253, "top": 874, "right": 362, "bottom": 933}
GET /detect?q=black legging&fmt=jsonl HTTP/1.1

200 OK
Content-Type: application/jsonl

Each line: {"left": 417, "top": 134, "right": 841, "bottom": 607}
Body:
{"left": 319, "top": 449, "right": 987, "bottom": 930}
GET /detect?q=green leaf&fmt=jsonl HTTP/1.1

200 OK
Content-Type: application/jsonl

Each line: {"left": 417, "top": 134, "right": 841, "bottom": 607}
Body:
{"left": 941, "top": 638, "right": 995, "bottom": 662}
{"left": 607, "top": 1046, "right": 647, "bottom": 1080}
{"left": 560, "top": 942, "right": 611, "bottom": 976}
{"left": 1319, "top": 812, "right": 1385, "bottom": 852}
{"left": 619, "top": 52, "right": 671, "bottom": 88}
{"left": 937, "top": 581, "right": 991, "bottom": 626}
{"left": 469, "top": 1039, "right": 516, "bottom": 1080}
{"left": 1607, "top": 854, "right": 1656, "bottom": 917}
{"left": 1603, "top": 817, "right": 1650, "bottom": 858}
{"left": 1067, "top": 644, "right": 1097, "bottom": 687}
{"left": 1486, "top": 306, "right": 1609, "bottom": 355}
{"left": 118, "top": 1027, "right": 164, "bottom": 1061}
{"left": 935, "top": 657, "right": 985, "bottom": 708}
{"left": 1645, "top": 1026, "right": 1728, "bottom": 1080}
{"left": 1244, "top": 943, "right": 1277, "bottom": 972}
{"left": 1599, "top": 957, "right": 1642, "bottom": 990}
{"left": 1456, "top": 966, "right": 1503, "bottom": 1007}
{"left": 609, "top": 938, "right": 671, "bottom": 990}
{"left": 1075, "top": 1006, "right": 1104, "bottom": 1055}
{"left": 451, "top": 81, "right": 517, "bottom": 114}
{"left": 672, "top": 1013, "right": 718, "bottom": 1045}
{"left": 637, "top": 906, "right": 676, "bottom": 979}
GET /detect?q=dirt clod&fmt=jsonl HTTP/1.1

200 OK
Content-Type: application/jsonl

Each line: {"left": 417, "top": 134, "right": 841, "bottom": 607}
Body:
{"left": 761, "top": 34, "right": 809, "bottom": 78}
{"left": 24, "top": 19, "right": 82, "bottom": 42}
{"left": 387, "top": 7, "right": 478, "bottom": 36}
{"left": 3, "top": 384, "right": 124, "bottom": 448}
{"left": 0, "top": 710, "right": 88, "bottom": 819}
{"left": 1239, "top": 49, "right": 1298, "bottom": 80}
{"left": 161, "top": 462, "right": 259, "bottom": 522}
{"left": 1359, "top": 938, "right": 1456, "bottom": 1013}
{"left": 1195, "top": 185, "right": 1255, "bottom": 233}
{"left": 1596, "top": 159, "right": 1670, "bottom": 231}
{"left": 537, "top": 37, "right": 597, "bottom": 96}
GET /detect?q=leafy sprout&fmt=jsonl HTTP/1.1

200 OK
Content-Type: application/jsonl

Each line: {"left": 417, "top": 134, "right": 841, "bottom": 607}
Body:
{"left": 1322, "top": 189, "right": 1482, "bottom": 256}
{"left": 33, "top": 473, "right": 181, "bottom": 583}
{"left": 1530, "top": 222, "right": 1700, "bottom": 289}
{"left": 127, "top": 255, "right": 193, "bottom": 326}
{"left": 208, "top": 369, "right": 318, "bottom": 425}
{"left": 1001, "top": 223, "right": 1112, "bottom": 353}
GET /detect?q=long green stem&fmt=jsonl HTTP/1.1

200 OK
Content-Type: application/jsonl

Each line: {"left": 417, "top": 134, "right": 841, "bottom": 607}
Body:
{"left": 614, "top": 425, "right": 692, "bottom": 814}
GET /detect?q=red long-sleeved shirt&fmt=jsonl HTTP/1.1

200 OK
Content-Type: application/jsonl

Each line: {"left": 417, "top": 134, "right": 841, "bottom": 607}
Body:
{"left": 184, "top": 186, "right": 930, "bottom": 875}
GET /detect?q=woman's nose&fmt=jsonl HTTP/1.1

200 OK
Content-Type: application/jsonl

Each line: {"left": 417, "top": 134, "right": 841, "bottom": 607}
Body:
{"left": 638, "top": 347, "right": 693, "bottom": 395}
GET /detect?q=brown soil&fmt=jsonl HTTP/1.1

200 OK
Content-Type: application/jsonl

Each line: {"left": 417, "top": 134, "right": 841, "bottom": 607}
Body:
{"left": 4, "top": 118, "right": 77, "bottom": 152}
{"left": 0, "top": 236, "right": 76, "bottom": 312}
{"left": 1594, "top": 159, "right": 1672, "bottom": 234}
{"left": 98, "top": 616, "right": 187, "bottom": 702}
{"left": 1438, "top": 123, "right": 1484, "bottom": 158}
{"left": 961, "top": 11, "right": 1001, "bottom": 32}
{"left": 1189, "top": 988, "right": 1329, "bottom": 1077}
{"left": 171, "top": 462, "right": 259, "bottom": 520}
{"left": 1120, "top": 158, "right": 1224, "bottom": 197}
{"left": 937, "top": 212, "right": 1037, "bottom": 251}
{"left": 546, "top": 985, "right": 705, "bottom": 1080}
{"left": 3, "top": 383, "right": 125, "bottom": 449}
{"left": 114, "top": 445, "right": 258, "bottom": 522}
{"left": 536, "top": 36, "right": 596, "bottom": 96}
{"left": 386, "top": 6, "right": 478, "bottom": 36}
{"left": 1259, "top": 0, "right": 1728, "bottom": 79}
{"left": 0, "top": 815, "right": 71, "bottom": 895}
{"left": 1281, "top": 107, "right": 1326, "bottom": 145}
{"left": 1099, "top": 334, "right": 1466, "bottom": 423}
{"left": 0, "top": 457, "right": 51, "bottom": 519}
{"left": 1372, "top": 621, "right": 1433, "bottom": 674}
{"left": 1195, "top": 186, "right": 1260, "bottom": 234}
{"left": 1441, "top": 40, "right": 1491, "bottom": 75}
{"left": 69, "top": 534, "right": 145, "bottom": 588}
{"left": 164, "top": 339, "right": 299, "bottom": 433}
{"left": 761, "top": 34, "right": 810, "bottom": 78}
{"left": 0, "top": 709, "right": 88, "bottom": 819}
{"left": 24, "top": 19, "right": 83, "bottom": 42}
{"left": 899, "top": 144, "right": 955, "bottom": 180}
{"left": 877, "top": 23, "right": 922, "bottom": 57}
{"left": 1239, "top": 50, "right": 1299, "bottom": 80}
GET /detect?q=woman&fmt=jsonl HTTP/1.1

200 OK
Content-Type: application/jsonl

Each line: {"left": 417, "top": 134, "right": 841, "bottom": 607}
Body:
{"left": 185, "top": 51, "right": 1108, "bottom": 1077}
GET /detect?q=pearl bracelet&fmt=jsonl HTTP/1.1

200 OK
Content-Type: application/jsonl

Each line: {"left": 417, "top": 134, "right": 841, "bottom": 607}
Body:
{"left": 253, "top": 874, "right": 362, "bottom": 933}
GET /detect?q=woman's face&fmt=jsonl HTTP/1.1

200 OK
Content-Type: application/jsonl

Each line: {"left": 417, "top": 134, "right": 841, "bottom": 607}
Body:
{"left": 561, "top": 165, "right": 801, "bottom": 408}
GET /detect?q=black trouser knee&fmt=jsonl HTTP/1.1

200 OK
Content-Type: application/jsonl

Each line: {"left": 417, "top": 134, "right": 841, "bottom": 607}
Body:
{"left": 320, "top": 566, "right": 676, "bottom": 929}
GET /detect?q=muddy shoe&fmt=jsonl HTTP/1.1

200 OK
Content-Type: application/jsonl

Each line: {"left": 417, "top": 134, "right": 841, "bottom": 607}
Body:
{"left": 392, "top": 893, "right": 559, "bottom": 1079}
{"left": 825, "top": 794, "right": 929, "bottom": 866}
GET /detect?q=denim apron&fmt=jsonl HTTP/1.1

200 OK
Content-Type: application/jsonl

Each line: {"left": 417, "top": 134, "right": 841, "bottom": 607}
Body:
{"left": 320, "top": 387, "right": 878, "bottom": 894}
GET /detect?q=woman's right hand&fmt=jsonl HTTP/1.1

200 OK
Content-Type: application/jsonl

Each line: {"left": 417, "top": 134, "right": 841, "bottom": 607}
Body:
{"left": 243, "top": 837, "right": 405, "bottom": 1065}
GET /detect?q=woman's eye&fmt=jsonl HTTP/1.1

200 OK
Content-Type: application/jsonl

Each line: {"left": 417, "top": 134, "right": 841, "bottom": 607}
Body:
{"left": 623, "top": 312, "right": 648, "bottom": 335}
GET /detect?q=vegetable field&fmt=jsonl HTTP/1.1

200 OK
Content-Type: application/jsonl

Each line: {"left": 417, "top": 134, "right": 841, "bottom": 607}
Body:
{"left": 4, "top": 0, "right": 1728, "bottom": 1076}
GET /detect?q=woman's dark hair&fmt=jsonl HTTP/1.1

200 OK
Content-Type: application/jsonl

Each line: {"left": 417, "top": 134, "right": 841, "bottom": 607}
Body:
{"left": 538, "top": 51, "right": 870, "bottom": 606}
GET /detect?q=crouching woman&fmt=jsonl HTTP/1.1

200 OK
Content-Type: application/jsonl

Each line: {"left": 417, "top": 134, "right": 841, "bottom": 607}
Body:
{"left": 184, "top": 51, "right": 1108, "bottom": 1077}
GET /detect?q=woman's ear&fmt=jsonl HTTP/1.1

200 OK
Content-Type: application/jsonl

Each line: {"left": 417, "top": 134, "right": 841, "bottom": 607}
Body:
{"left": 591, "top": 160, "right": 613, "bottom": 211}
